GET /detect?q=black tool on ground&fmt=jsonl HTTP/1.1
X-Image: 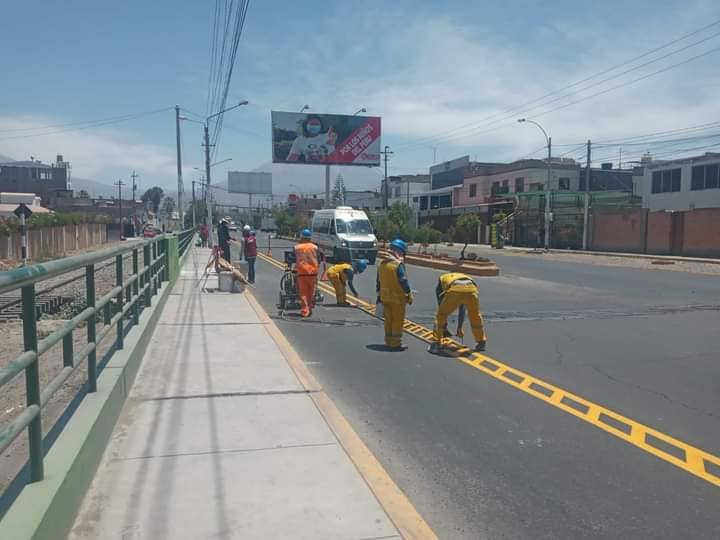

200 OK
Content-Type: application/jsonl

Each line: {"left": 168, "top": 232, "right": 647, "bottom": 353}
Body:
{"left": 278, "top": 250, "right": 323, "bottom": 314}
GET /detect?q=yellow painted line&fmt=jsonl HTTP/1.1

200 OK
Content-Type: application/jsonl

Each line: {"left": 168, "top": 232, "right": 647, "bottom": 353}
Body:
{"left": 245, "top": 285, "right": 437, "bottom": 539}
{"left": 257, "top": 251, "right": 720, "bottom": 488}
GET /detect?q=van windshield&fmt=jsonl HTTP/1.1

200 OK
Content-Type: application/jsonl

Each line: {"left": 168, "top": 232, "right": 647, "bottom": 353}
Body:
{"left": 335, "top": 219, "right": 373, "bottom": 235}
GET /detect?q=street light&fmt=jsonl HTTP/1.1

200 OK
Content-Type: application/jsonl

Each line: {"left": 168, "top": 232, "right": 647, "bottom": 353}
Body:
{"left": 353, "top": 108, "right": 367, "bottom": 116}
{"left": 518, "top": 118, "right": 552, "bottom": 249}
{"left": 300, "top": 105, "right": 310, "bottom": 113}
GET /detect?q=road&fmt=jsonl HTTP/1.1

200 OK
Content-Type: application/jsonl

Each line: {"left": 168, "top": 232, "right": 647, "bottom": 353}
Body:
{"left": 251, "top": 234, "right": 720, "bottom": 539}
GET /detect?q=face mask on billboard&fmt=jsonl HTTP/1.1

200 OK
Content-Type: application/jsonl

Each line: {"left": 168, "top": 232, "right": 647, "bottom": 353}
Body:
{"left": 307, "top": 123, "right": 321, "bottom": 135}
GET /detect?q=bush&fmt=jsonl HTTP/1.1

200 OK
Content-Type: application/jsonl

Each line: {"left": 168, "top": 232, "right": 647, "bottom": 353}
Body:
{"left": 466, "top": 252, "right": 478, "bottom": 261}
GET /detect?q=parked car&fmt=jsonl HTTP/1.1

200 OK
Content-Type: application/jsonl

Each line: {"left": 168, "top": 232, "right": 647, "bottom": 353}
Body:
{"left": 142, "top": 225, "right": 157, "bottom": 238}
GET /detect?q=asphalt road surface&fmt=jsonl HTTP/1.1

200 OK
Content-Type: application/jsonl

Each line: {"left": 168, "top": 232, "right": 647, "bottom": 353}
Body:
{"left": 251, "top": 234, "right": 720, "bottom": 539}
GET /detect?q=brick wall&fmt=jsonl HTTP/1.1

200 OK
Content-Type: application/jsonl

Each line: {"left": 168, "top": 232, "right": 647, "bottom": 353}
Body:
{"left": 590, "top": 209, "right": 644, "bottom": 252}
{"left": 646, "top": 212, "right": 672, "bottom": 255}
{"left": 683, "top": 208, "right": 720, "bottom": 257}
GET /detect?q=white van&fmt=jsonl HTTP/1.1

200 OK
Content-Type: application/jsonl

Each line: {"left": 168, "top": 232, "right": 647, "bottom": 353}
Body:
{"left": 311, "top": 207, "right": 378, "bottom": 264}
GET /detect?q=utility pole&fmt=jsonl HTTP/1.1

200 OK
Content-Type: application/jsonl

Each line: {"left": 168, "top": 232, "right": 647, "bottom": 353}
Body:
{"left": 582, "top": 140, "right": 591, "bottom": 250}
{"left": 381, "top": 145, "right": 393, "bottom": 209}
{"left": 115, "top": 180, "right": 125, "bottom": 239}
{"left": 131, "top": 171, "right": 138, "bottom": 237}
{"left": 545, "top": 136, "right": 552, "bottom": 250}
{"left": 203, "top": 124, "right": 214, "bottom": 240}
{"left": 175, "top": 105, "right": 184, "bottom": 227}
{"left": 192, "top": 180, "right": 197, "bottom": 229}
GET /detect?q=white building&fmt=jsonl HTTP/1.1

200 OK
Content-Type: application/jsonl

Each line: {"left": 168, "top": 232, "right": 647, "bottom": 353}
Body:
{"left": 642, "top": 153, "right": 720, "bottom": 211}
{"left": 344, "top": 190, "right": 383, "bottom": 211}
{"left": 386, "top": 174, "right": 430, "bottom": 207}
{"left": 0, "top": 192, "right": 52, "bottom": 218}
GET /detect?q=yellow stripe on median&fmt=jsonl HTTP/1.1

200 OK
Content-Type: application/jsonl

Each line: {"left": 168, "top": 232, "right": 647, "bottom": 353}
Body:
{"left": 257, "top": 251, "right": 720, "bottom": 488}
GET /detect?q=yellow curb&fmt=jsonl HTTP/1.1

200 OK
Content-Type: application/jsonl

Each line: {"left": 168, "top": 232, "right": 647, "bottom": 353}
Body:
{"left": 245, "top": 291, "right": 438, "bottom": 540}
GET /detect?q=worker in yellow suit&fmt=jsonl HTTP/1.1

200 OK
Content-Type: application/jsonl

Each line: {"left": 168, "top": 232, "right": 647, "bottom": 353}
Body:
{"left": 327, "top": 259, "right": 368, "bottom": 305}
{"left": 376, "top": 239, "right": 413, "bottom": 351}
{"left": 429, "top": 272, "right": 487, "bottom": 353}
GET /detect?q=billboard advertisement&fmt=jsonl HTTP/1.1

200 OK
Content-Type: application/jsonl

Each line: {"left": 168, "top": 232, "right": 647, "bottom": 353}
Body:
{"left": 430, "top": 155, "right": 469, "bottom": 190}
{"left": 272, "top": 111, "right": 381, "bottom": 166}
{"left": 228, "top": 171, "right": 272, "bottom": 195}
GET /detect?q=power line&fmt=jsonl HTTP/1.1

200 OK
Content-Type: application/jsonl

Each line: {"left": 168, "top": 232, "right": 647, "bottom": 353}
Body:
{"left": 0, "top": 106, "right": 174, "bottom": 139}
{"left": 394, "top": 19, "right": 720, "bottom": 151}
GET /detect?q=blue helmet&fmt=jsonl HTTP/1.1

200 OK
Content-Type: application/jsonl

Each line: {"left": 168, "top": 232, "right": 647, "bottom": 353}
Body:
{"left": 354, "top": 259, "right": 369, "bottom": 273}
{"left": 249, "top": 230, "right": 256, "bottom": 236}
{"left": 301, "top": 228, "right": 312, "bottom": 238}
{"left": 390, "top": 238, "right": 407, "bottom": 254}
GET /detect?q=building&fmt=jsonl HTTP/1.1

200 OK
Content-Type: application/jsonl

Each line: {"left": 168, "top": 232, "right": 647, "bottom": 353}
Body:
{"left": 0, "top": 155, "right": 71, "bottom": 205}
{"left": 453, "top": 158, "right": 582, "bottom": 208}
{"left": 386, "top": 174, "right": 430, "bottom": 207}
{"left": 344, "top": 190, "right": 383, "bottom": 211}
{"left": 287, "top": 194, "right": 323, "bottom": 218}
{"left": 0, "top": 192, "right": 53, "bottom": 218}
{"left": 578, "top": 163, "right": 636, "bottom": 192}
{"left": 641, "top": 152, "right": 720, "bottom": 211}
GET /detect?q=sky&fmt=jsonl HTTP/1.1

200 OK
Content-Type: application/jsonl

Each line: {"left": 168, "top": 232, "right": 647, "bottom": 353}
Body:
{"left": 1, "top": 0, "right": 720, "bottom": 204}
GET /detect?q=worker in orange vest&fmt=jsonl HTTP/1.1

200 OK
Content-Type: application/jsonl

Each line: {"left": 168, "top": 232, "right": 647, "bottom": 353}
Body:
{"left": 294, "top": 228, "right": 322, "bottom": 317}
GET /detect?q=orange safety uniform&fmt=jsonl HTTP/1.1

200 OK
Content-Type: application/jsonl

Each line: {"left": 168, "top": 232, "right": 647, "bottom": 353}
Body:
{"left": 294, "top": 242, "right": 320, "bottom": 317}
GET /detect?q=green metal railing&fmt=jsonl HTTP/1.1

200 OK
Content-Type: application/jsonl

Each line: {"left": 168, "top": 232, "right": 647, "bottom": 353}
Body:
{"left": 0, "top": 230, "right": 191, "bottom": 486}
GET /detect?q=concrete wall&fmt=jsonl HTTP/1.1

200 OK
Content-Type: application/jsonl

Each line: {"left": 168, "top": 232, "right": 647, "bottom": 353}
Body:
{"left": 683, "top": 208, "right": 720, "bottom": 257}
{"left": 590, "top": 209, "right": 645, "bottom": 253}
{"left": 0, "top": 223, "right": 107, "bottom": 260}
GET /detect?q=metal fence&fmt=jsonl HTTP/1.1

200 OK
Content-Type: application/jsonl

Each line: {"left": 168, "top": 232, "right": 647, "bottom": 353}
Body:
{"left": 0, "top": 229, "right": 192, "bottom": 487}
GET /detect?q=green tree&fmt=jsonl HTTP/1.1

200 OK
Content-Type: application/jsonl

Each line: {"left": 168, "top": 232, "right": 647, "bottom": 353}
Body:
{"left": 386, "top": 202, "right": 414, "bottom": 241}
{"left": 455, "top": 213, "right": 480, "bottom": 260}
{"left": 331, "top": 174, "right": 346, "bottom": 207}
{"left": 141, "top": 186, "right": 164, "bottom": 213}
{"left": 78, "top": 189, "right": 90, "bottom": 198}
{"left": 162, "top": 196, "right": 176, "bottom": 217}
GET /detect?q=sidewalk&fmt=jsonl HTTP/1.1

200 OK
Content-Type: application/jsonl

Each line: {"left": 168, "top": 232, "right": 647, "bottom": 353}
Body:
{"left": 68, "top": 248, "right": 405, "bottom": 540}
{"left": 408, "top": 242, "right": 720, "bottom": 276}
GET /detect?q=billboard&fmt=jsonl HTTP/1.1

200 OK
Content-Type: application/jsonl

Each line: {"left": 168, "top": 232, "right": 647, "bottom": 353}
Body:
{"left": 272, "top": 111, "right": 381, "bottom": 166}
{"left": 430, "top": 155, "right": 469, "bottom": 190}
{"left": 228, "top": 171, "right": 272, "bottom": 195}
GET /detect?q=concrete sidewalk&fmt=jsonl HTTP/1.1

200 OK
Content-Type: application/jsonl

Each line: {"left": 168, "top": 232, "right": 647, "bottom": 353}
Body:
{"left": 68, "top": 248, "right": 403, "bottom": 540}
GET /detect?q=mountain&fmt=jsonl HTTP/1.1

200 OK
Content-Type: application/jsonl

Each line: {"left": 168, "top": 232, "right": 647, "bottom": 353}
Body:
{"left": 70, "top": 176, "right": 118, "bottom": 198}
{"left": 0, "top": 153, "right": 16, "bottom": 163}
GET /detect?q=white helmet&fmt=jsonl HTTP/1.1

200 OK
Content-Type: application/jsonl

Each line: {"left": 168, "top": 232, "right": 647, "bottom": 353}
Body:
{"left": 243, "top": 225, "right": 251, "bottom": 231}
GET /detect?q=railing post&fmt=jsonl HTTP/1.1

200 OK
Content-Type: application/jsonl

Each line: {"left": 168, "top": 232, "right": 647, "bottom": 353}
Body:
{"left": 21, "top": 284, "right": 44, "bottom": 482}
{"left": 152, "top": 241, "right": 158, "bottom": 295}
{"left": 132, "top": 248, "right": 140, "bottom": 325}
{"left": 162, "top": 237, "right": 169, "bottom": 282}
{"left": 62, "top": 333, "right": 74, "bottom": 368}
{"left": 115, "top": 254, "right": 124, "bottom": 349}
{"left": 143, "top": 243, "right": 152, "bottom": 308}
{"left": 86, "top": 264, "right": 97, "bottom": 393}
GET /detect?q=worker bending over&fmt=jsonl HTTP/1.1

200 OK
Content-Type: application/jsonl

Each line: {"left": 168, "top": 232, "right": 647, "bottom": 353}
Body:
{"left": 376, "top": 239, "right": 412, "bottom": 350}
{"left": 429, "top": 272, "right": 487, "bottom": 353}
{"left": 327, "top": 259, "right": 368, "bottom": 306}
{"left": 294, "top": 228, "right": 321, "bottom": 318}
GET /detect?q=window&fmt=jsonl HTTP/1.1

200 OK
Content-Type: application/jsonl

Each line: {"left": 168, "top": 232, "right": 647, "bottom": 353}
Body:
{"left": 652, "top": 171, "right": 662, "bottom": 193}
{"left": 491, "top": 181, "right": 500, "bottom": 195}
{"left": 335, "top": 219, "right": 372, "bottom": 234}
{"left": 691, "top": 164, "right": 720, "bottom": 190}
{"left": 394, "top": 187, "right": 401, "bottom": 197}
{"left": 469, "top": 183, "right": 477, "bottom": 197}
{"left": 652, "top": 168, "right": 681, "bottom": 193}
{"left": 501, "top": 180, "right": 509, "bottom": 193}
{"left": 515, "top": 177, "right": 525, "bottom": 193}
{"left": 558, "top": 178, "right": 570, "bottom": 190}
{"left": 530, "top": 183, "right": 544, "bottom": 192}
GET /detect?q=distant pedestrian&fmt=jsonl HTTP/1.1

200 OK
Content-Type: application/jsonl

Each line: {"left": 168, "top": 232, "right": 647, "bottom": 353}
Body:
{"left": 242, "top": 229, "right": 258, "bottom": 284}
{"left": 218, "top": 218, "right": 231, "bottom": 262}
{"left": 376, "top": 239, "right": 412, "bottom": 350}
{"left": 199, "top": 223, "right": 209, "bottom": 247}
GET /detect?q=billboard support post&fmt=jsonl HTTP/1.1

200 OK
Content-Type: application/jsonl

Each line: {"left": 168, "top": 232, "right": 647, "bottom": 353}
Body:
{"left": 325, "top": 165, "right": 330, "bottom": 207}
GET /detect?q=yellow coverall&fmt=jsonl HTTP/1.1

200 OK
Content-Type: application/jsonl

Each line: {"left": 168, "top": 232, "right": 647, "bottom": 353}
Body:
{"left": 377, "top": 257, "right": 411, "bottom": 348}
{"left": 434, "top": 272, "right": 487, "bottom": 346}
{"left": 327, "top": 263, "right": 355, "bottom": 305}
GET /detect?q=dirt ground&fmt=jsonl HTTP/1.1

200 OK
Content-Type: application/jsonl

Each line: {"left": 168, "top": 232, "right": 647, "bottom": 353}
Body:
{"left": 0, "top": 246, "right": 146, "bottom": 495}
